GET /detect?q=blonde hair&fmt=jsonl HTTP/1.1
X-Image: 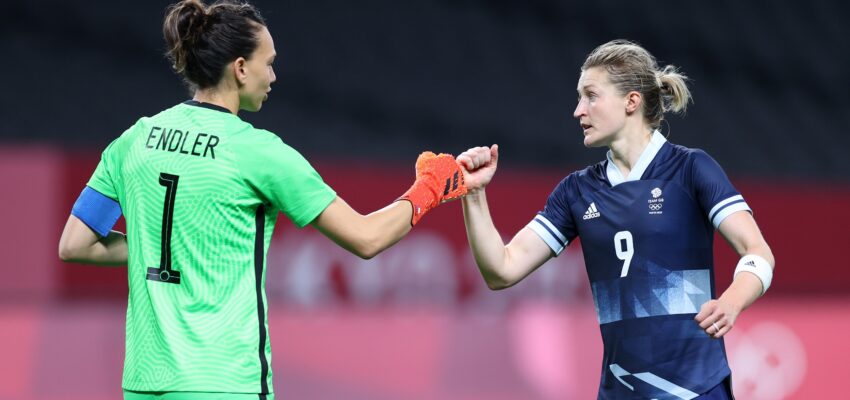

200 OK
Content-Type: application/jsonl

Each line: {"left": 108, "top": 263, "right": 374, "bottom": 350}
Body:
{"left": 582, "top": 40, "right": 691, "bottom": 129}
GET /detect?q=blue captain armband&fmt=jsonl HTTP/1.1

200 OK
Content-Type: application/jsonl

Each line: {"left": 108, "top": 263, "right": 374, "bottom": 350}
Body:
{"left": 71, "top": 186, "right": 122, "bottom": 237}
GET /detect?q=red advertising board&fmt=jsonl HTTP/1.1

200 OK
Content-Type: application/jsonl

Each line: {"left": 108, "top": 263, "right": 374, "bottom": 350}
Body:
{"left": 0, "top": 299, "right": 846, "bottom": 399}
{"left": 43, "top": 153, "right": 850, "bottom": 298}
{"left": 1, "top": 146, "right": 849, "bottom": 399}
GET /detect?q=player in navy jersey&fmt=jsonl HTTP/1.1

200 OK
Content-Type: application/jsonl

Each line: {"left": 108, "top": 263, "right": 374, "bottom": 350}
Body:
{"left": 458, "top": 40, "right": 775, "bottom": 399}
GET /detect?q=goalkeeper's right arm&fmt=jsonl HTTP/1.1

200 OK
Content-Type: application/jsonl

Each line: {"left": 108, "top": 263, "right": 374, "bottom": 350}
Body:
{"left": 311, "top": 151, "right": 467, "bottom": 259}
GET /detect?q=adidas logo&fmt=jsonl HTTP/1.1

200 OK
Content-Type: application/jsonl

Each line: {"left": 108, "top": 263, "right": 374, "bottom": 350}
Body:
{"left": 745, "top": 260, "right": 756, "bottom": 267}
{"left": 583, "top": 202, "right": 601, "bottom": 220}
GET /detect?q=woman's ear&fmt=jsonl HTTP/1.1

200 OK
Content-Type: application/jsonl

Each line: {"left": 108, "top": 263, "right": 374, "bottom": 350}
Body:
{"left": 625, "top": 91, "right": 642, "bottom": 114}
{"left": 233, "top": 57, "right": 248, "bottom": 86}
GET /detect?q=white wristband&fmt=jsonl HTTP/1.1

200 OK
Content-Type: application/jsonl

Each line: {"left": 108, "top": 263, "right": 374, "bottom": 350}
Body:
{"left": 734, "top": 254, "right": 773, "bottom": 295}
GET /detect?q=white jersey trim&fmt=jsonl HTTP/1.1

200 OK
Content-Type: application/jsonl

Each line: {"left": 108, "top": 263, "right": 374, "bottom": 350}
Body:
{"left": 632, "top": 372, "right": 699, "bottom": 399}
{"left": 527, "top": 215, "right": 567, "bottom": 256}
{"left": 606, "top": 130, "right": 667, "bottom": 187}
{"left": 709, "top": 195, "right": 752, "bottom": 228}
{"left": 609, "top": 363, "right": 699, "bottom": 400}
{"left": 708, "top": 195, "right": 743, "bottom": 219}
{"left": 711, "top": 202, "right": 752, "bottom": 229}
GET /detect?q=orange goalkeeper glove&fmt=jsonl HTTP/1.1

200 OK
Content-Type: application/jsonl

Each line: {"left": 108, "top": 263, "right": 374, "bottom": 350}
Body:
{"left": 398, "top": 151, "right": 467, "bottom": 225}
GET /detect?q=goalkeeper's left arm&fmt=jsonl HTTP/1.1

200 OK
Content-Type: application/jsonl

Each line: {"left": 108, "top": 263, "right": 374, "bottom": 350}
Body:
{"left": 311, "top": 151, "right": 467, "bottom": 259}
{"left": 59, "top": 187, "right": 128, "bottom": 266}
{"left": 59, "top": 215, "right": 128, "bottom": 266}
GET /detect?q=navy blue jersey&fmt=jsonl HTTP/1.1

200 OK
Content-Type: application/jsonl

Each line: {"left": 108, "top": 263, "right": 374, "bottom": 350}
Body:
{"left": 528, "top": 132, "right": 750, "bottom": 399}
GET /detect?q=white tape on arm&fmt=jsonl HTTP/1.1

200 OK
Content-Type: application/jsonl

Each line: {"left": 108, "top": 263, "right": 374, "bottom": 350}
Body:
{"left": 734, "top": 254, "right": 773, "bottom": 295}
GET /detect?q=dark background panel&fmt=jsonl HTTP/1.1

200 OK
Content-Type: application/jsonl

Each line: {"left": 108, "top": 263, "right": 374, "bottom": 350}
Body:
{"left": 2, "top": 0, "right": 848, "bottom": 181}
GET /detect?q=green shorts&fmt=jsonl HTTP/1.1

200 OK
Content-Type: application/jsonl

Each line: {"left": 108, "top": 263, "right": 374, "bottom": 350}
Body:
{"left": 123, "top": 390, "right": 274, "bottom": 400}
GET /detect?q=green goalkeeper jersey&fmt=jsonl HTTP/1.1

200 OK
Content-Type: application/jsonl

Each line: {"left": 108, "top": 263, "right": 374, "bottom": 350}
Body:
{"left": 87, "top": 101, "right": 336, "bottom": 395}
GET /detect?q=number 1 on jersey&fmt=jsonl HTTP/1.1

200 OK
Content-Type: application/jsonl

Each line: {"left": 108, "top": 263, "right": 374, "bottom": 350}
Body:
{"left": 146, "top": 173, "right": 181, "bottom": 284}
{"left": 614, "top": 231, "right": 633, "bottom": 277}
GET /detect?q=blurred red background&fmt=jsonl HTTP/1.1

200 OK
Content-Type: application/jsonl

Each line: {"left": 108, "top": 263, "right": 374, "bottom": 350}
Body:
{"left": 1, "top": 146, "right": 848, "bottom": 399}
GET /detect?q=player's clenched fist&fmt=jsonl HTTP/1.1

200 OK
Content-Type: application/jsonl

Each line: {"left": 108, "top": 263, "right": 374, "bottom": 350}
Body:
{"left": 398, "top": 151, "right": 467, "bottom": 225}
{"left": 695, "top": 298, "right": 740, "bottom": 339}
{"left": 457, "top": 144, "right": 499, "bottom": 193}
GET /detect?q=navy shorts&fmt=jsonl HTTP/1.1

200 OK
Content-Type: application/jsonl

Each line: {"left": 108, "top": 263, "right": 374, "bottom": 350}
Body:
{"left": 698, "top": 376, "right": 734, "bottom": 399}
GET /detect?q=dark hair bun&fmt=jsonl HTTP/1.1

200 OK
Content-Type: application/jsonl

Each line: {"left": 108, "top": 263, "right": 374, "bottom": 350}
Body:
{"left": 162, "top": 0, "right": 267, "bottom": 89}
{"left": 163, "top": 0, "right": 209, "bottom": 74}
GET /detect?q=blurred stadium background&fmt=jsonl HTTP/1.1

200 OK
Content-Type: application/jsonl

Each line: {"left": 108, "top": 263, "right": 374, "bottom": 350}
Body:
{"left": 2, "top": 0, "right": 849, "bottom": 399}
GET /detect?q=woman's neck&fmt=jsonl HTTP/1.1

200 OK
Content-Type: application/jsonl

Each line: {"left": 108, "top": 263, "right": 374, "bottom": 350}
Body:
{"left": 193, "top": 88, "right": 239, "bottom": 115}
{"left": 608, "top": 125, "right": 654, "bottom": 178}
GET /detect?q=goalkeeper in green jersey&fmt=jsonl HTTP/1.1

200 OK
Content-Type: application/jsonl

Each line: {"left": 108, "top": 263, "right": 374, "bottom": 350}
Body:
{"left": 57, "top": 1, "right": 466, "bottom": 399}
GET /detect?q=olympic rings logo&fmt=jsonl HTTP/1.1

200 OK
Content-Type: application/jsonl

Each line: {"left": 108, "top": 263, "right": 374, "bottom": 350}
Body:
{"left": 648, "top": 204, "right": 663, "bottom": 211}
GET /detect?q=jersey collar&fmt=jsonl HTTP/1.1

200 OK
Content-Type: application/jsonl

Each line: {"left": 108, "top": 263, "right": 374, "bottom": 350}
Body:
{"left": 183, "top": 100, "right": 233, "bottom": 114}
{"left": 605, "top": 130, "right": 667, "bottom": 187}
